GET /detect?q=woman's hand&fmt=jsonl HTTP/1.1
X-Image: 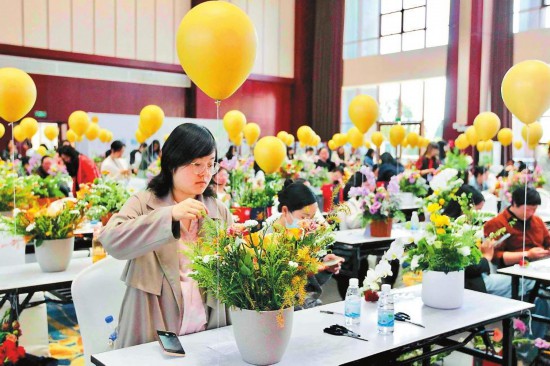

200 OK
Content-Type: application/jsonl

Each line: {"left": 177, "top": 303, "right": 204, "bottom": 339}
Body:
{"left": 320, "top": 254, "right": 344, "bottom": 274}
{"left": 171, "top": 199, "right": 208, "bottom": 221}
{"left": 480, "top": 239, "right": 495, "bottom": 261}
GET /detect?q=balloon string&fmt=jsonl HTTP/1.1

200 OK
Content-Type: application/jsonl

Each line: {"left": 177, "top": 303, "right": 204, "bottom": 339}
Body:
{"left": 214, "top": 98, "right": 221, "bottom": 366}
{"left": 520, "top": 126, "right": 530, "bottom": 304}
{"left": 11, "top": 124, "right": 15, "bottom": 234}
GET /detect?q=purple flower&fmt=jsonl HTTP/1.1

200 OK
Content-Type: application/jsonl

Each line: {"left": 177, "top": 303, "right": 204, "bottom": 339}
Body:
{"left": 359, "top": 165, "right": 376, "bottom": 188}
{"left": 513, "top": 318, "right": 527, "bottom": 334}
{"left": 349, "top": 186, "right": 369, "bottom": 197}
{"left": 220, "top": 156, "right": 238, "bottom": 171}
{"left": 408, "top": 176, "right": 416, "bottom": 184}
{"left": 534, "top": 338, "right": 550, "bottom": 349}
{"left": 369, "top": 206, "right": 379, "bottom": 215}
{"left": 388, "top": 176, "right": 400, "bottom": 195}
{"left": 371, "top": 201, "right": 382, "bottom": 213}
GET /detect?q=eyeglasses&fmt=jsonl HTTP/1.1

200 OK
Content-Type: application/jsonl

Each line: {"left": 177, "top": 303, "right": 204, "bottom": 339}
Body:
{"left": 189, "top": 161, "right": 220, "bottom": 175}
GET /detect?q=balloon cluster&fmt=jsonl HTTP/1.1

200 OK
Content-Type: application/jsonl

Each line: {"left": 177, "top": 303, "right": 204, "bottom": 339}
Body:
{"left": 135, "top": 105, "right": 164, "bottom": 144}
{"left": 297, "top": 126, "right": 320, "bottom": 148}
{"left": 0, "top": 68, "right": 37, "bottom": 140}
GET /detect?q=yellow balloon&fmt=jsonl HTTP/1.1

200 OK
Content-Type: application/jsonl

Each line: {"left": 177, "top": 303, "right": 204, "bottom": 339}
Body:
{"left": 85, "top": 123, "right": 100, "bottom": 141}
{"left": 20, "top": 117, "right": 38, "bottom": 139}
{"left": 276, "top": 131, "right": 288, "bottom": 141}
{"left": 0, "top": 68, "right": 37, "bottom": 123}
{"left": 139, "top": 105, "right": 164, "bottom": 136}
{"left": 285, "top": 134, "right": 294, "bottom": 146}
{"left": 297, "top": 126, "right": 313, "bottom": 143}
{"left": 348, "top": 95, "right": 378, "bottom": 133}
{"left": 402, "top": 137, "right": 409, "bottom": 148}
{"left": 310, "top": 135, "right": 321, "bottom": 147}
{"left": 497, "top": 128, "right": 513, "bottom": 146}
{"left": 521, "top": 121, "right": 543, "bottom": 145}
{"left": 474, "top": 112, "right": 501, "bottom": 141}
{"left": 254, "top": 136, "right": 286, "bottom": 174}
{"left": 364, "top": 140, "right": 372, "bottom": 149}
{"left": 68, "top": 111, "right": 90, "bottom": 136}
{"left": 371, "top": 131, "right": 384, "bottom": 148}
{"left": 299, "top": 141, "right": 306, "bottom": 148}
{"left": 465, "top": 126, "right": 479, "bottom": 146}
{"left": 243, "top": 123, "right": 261, "bottom": 146}
{"left": 66, "top": 129, "right": 77, "bottom": 143}
{"left": 107, "top": 131, "right": 113, "bottom": 142}
{"left": 176, "top": 1, "right": 257, "bottom": 100}
{"left": 44, "top": 125, "right": 59, "bottom": 141}
{"left": 98, "top": 129, "right": 110, "bottom": 143}
{"left": 333, "top": 133, "right": 347, "bottom": 147}
{"left": 37, "top": 145, "right": 47, "bottom": 156}
{"left": 485, "top": 140, "right": 494, "bottom": 151}
{"left": 501, "top": 60, "right": 550, "bottom": 124}
{"left": 455, "top": 134, "right": 469, "bottom": 150}
{"left": 476, "top": 141, "right": 486, "bottom": 152}
{"left": 223, "top": 110, "right": 246, "bottom": 137}
{"left": 513, "top": 140, "right": 523, "bottom": 150}
{"left": 328, "top": 140, "right": 337, "bottom": 150}
{"left": 13, "top": 125, "right": 25, "bottom": 142}
{"left": 91, "top": 116, "right": 99, "bottom": 123}
{"left": 230, "top": 132, "right": 243, "bottom": 146}
{"left": 389, "top": 124, "right": 406, "bottom": 147}
{"left": 407, "top": 132, "right": 419, "bottom": 147}
{"left": 346, "top": 127, "right": 364, "bottom": 149}
{"left": 0, "top": 123, "right": 4, "bottom": 139}
{"left": 135, "top": 129, "right": 146, "bottom": 144}
{"left": 419, "top": 137, "right": 430, "bottom": 148}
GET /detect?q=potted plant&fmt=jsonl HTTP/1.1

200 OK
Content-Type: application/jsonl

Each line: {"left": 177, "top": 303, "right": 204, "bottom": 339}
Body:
{"left": 2, "top": 198, "right": 85, "bottom": 272}
{"left": 397, "top": 170, "right": 429, "bottom": 203}
{"left": 0, "top": 308, "right": 26, "bottom": 365}
{"left": 0, "top": 162, "right": 34, "bottom": 216}
{"left": 78, "top": 178, "right": 130, "bottom": 226}
{"left": 26, "top": 175, "right": 70, "bottom": 207}
{"left": 188, "top": 214, "right": 337, "bottom": 365}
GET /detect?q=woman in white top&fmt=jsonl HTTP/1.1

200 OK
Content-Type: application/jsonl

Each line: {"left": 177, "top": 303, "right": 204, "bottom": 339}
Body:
{"left": 100, "top": 140, "right": 130, "bottom": 181}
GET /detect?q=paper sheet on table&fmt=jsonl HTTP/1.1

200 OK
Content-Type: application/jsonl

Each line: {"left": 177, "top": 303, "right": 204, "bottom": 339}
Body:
{"left": 207, "top": 341, "right": 239, "bottom": 355}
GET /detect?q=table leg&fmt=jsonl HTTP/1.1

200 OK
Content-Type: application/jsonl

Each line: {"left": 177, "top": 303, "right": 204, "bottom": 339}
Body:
{"left": 511, "top": 276, "right": 519, "bottom": 300}
{"left": 351, "top": 247, "right": 360, "bottom": 279}
{"left": 422, "top": 345, "right": 431, "bottom": 366}
{"left": 502, "top": 318, "right": 514, "bottom": 366}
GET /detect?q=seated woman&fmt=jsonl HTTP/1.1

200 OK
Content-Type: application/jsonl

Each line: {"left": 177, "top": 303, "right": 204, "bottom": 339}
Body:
{"left": 269, "top": 180, "right": 344, "bottom": 309}
{"left": 98, "top": 123, "right": 232, "bottom": 348}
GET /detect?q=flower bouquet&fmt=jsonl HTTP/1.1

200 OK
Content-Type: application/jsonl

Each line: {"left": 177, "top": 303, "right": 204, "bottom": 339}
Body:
{"left": 0, "top": 309, "right": 25, "bottom": 365}
{"left": 26, "top": 175, "right": 70, "bottom": 204}
{"left": 280, "top": 159, "right": 304, "bottom": 180}
{"left": 0, "top": 162, "right": 34, "bottom": 213}
{"left": 78, "top": 178, "right": 130, "bottom": 224}
{"left": 398, "top": 170, "right": 429, "bottom": 198}
{"left": 300, "top": 166, "right": 331, "bottom": 189}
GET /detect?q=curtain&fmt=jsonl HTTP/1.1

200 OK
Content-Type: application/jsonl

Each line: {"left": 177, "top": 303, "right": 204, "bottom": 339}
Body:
{"left": 442, "top": 0, "right": 461, "bottom": 141}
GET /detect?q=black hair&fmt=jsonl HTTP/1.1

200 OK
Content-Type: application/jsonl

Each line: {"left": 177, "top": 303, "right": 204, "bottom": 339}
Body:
{"left": 58, "top": 145, "right": 80, "bottom": 177}
{"left": 225, "top": 145, "right": 236, "bottom": 160}
{"left": 366, "top": 148, "right": 374, "bottom": 158}
{"left": 517, "top": 161, "right": 526, "bottom": 172}
{"left": 443, "top": 185, "right": 485, "bottom": 219}
{"left": 277, "top": 179, "right": 317, "bottom": 213}
{"left": 380, "top": 152, "right": 395, "bottom": 165}
{"left": 21, "top": 156, "right": 30, "bottom": 165}
{"left": 305, "top": 147, "right": 314, "bottom": 153}
{"left": 473, "top": 166, "right": 487, "bottom": 177}
{"left": 317, "top": 146, "right": 329, "bottom": 155}
{"left": 437, "top": 141, "right": 448, "bottom": 161}
{"left": 148, "top": 123, "right": 217, "bottom": 198}
{"left": 331, "top": 166, "right": 345, "bottom": 175}
{"left": 372, "top": 164, "right": 379, "bottom": 173}
{"left": 343, "top": 172, "right": 364, "bottom": 201}
{"left": 511, "top": 187, "right": 541, "bottom": 206}
{"left": 140, "top": 142, "right": 148, "bottom": 149}
{"left": 424, "top": 142, "right": 439, "bottom": 157}
{"left": 111, "top": 140, "right": 125, "bottom": 153}
{"left": 40, "top": 155, "right": 50, "bottom": 164}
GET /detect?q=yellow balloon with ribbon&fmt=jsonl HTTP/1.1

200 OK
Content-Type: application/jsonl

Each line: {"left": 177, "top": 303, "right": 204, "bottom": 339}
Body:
{"left": 348, "top": 95, "right": 378, "bottom": 133}
{"left": 230, "top": 132, "right": 243, "bottom": 146}
{"left": 20, "top": 117, "right": 38, "bottom": 139}
{"left": 37, "top": 145, "right": 47, "bottom": 156}
{"left": 521, "top": 121, "right": 543, "bottom": 145}
{"left": 13, "top": 125, "right": 25, "bottom": 142}
{"left": 85, "top": 123, "right": 100, "bottom": 140}
{"left": 98, "top": 129, "right": 110, "bottom": 143}
{"left": 407, "top": 132, "right": 419, "bottom": 147}
{"left": 254, "top": 136, "right": 286, "bottom": 174}
{"left": 328, "top": 140, "right": 337, "bottom": 150}
{"left": 501, "top": 60, "right": 550, "bottom": 125}
{"left": 0, "top": 123, "right": 4, "bottom": 139}
{"left": 68, "top": 111, "right": 90, "bottom": 136}
{"left": 135, "top": 130, "right": 146, "bottom": 144}
{"left": 371, "top": 131, "right": 384, "bottom": 148}
{"left": 44, "top": 125, "right": 59, "bottom": 141}
{"left": 496, "top": 128, "right": 513, "bottom": 147}
{"left": 347, "top": 127, "right": 363, "bottom": 149}
{"left": 465, "top": 126, "right": 479, "bottom": 146}
{"left": 0, "top": 68, "right": 37, "bottom": 123}
{"left": 473, "top": 112, "right": 501, "bottom": 141}
{"left": 223, "top": 110, "right": 246, "bottom": 138}
{"left": 139, "top": 105, "right": 164, "bottom": 136}
{"left": 513, "top": 140, "right": 523, "bottom": 150}
{"left": 176, "top": 1, "right": 257, "bottom": 101}
{"left": 389, "top": 124, "right": 406, "bottom": 147}
{"left": 66, "top": 129, "right": 77, "bottom": 143}
{"left": 243, "top": 123, "right": 261, "bottom": 146}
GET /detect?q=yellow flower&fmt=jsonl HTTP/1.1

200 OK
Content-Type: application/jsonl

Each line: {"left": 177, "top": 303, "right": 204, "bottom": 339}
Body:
{"left": 427, "top": 203, "right": 441, "bottom": 213}
{"left": 436, "top": 228, "right": 446, "bottom": 235}
{"left": 431, "top": 214, "right": 451, "bottom": 228}
{"left": 434, "top": 190, "right": 440, "bottom": 196}
{"left": 439, "top": 198, "right": 445, "bottom": 205}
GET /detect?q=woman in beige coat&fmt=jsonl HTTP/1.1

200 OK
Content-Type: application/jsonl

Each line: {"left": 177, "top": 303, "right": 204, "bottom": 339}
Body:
{"left": 99, "top": 123, "right": 232, "bottom": 348}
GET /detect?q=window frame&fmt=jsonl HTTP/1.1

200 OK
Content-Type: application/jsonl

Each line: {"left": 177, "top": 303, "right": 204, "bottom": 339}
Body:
{"left": 379, "top": 1, "right": 428, "bottom": 53}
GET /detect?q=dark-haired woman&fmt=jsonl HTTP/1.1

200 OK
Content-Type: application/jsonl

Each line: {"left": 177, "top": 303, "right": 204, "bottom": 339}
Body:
{"left": 100, "top": 140, "right": 130, "bottom": 181}
{"left": 58, "top": 145, "right": 100, "bottom": 194}
{"left": 140, "top": 139, "right": 161, "bottom": 170}
{"left": 99, "top": 123, "right": 232, "bottom": 348}
{"left": 270, "top": 180, "right": 344, "bottom": 309}
{"left": 416, "top": 142, "right": 440, "bottom": 180}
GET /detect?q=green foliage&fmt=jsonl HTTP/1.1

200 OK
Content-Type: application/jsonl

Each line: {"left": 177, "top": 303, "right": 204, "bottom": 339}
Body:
{"left": 26, "top": 175, "right": 69, "bottom": 199}
{"left": 79, "top": 178, "right": 130, "bottom": 214}
{"left": 442, "top": 148, "right": 471, "bottom": 171}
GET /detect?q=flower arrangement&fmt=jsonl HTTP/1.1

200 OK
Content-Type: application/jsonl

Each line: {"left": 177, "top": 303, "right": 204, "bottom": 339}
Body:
{"left": 423, "top": 168, "right": 464, "bottom": 213}
{"left": 349, "top": 175, "right": 404, "bottom": 225}
{"left": 233, "top": 174, "right": 283, "bottom": 209}
{"left": 0, "top": 309, "right": 25, "bottom": 366}
{"left": 77, "top": 178, "right": 130, "bottom": 220}
{"left": 2, "top": 198, "right": 85, "bottom": 247}
{"left": 442, "top": 147, "right": 472, "bottom": 171}
{"left": 0, "top": 162, "right": 34, "bottom": 212}
{"left": 188, "top": 213, "right": 338, "bottom": 323}
{"left": 398, "top": 170, "right": 429, "bottom": 198}
{"left": 26, "top": 175, "right": 70, "bottom": 200}
{"left": 300, "top": 166, "right": 331, "bottom": 189}
{"left": 280, "top": 159, "right": 304, "bottom": 180}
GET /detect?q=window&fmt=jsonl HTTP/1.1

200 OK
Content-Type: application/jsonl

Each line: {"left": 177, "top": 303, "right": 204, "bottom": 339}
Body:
{"left": 513, "top": 0, "right": 550, "bottom": 33}
{"left": 344, "top": 0, "right": 450, "bottom": 59}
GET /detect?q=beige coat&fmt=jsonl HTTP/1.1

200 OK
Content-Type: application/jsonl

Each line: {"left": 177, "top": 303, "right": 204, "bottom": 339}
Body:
{"left": 98, "top": 190, "right": 233, "bottom": 349}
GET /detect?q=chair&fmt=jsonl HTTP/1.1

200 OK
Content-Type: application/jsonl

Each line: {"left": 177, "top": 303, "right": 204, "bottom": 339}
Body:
{"left": 72, "top": 256, "right": 127, "bottom": 366}
{"left": 481, "top": 191, "right": 498, "bottom": 214}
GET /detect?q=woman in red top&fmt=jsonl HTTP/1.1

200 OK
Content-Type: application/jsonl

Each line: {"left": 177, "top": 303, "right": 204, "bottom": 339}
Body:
{"left": 416, "top": 142, "right": 440, "bottom": 179}
{"left": 58, "top": 145, "right": 100, "bottom": 194}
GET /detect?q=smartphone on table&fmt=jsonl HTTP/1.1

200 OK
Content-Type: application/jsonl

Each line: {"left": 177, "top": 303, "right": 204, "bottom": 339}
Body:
{"left": 157, "top": 330, "right": 186, "bottom": 357}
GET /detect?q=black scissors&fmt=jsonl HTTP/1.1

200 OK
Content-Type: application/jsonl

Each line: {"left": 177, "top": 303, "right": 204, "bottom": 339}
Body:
{"left": 395, "top": 312, "right": 425, "bottom": 328}
{"left": 323, "top": 324, "right": 368, "bottom": 342}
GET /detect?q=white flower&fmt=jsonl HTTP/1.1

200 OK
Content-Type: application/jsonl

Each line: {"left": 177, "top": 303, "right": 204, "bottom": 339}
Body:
{"left": 363, "top": 269, "right": 382, "bottom": 291}
{"left": 458, "top": 246, "right": 471, "bottom": 257}
{"left": 12, "top": 208, "right": 21, "bottom": 217}
{"left": 375, "top": 259, "right": 393, "bottom": 278}
{"left": 410, "top": 255, "right": 423, "bottom": 271}
{"left": 265, "top": 214, "right": 280, "bottom": 227}
{"left": 25, "top": 223, "right": 35, "bottom": 232}
{"left": 232, "top": 215, "right": 240, "bottom": 223}
{"left": 202, "top": 255, "right": 211, "bottom": 263}
{"left": 317, "top": 250, "right": 328, "bottom": 258}
{"left": 288, "top": 261, "right": 298, "bottom": 268}
{"left": 430, "top": 168, "right": 459, "bottom": 191}
{"left": 383, "top": 240, "right": 405, "bottom": 261}
{"left": 244, "top": 220, "right": 259, "bottom": 228}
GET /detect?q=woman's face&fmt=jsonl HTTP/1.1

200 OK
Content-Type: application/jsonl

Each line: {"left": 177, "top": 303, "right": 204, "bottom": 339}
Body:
{"left": 214, "top": 169, "right": 229, "bottom": 186}
{"left": 60, "top": 154, "right": 71, "bottom": 164}
{"left": 282, "top": 202, "right": 318, "bottom": 223}
{"left": 172, "top": 152, "right": 216, "bottom": 196}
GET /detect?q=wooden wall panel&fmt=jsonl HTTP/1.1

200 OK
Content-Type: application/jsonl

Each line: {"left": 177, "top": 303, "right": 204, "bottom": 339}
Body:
{"left": 23, "top": 0, "right": 48, "bottom": 48}
{"left": 94, "top": 0, "right": 115, "bottom": 57}
{"left": 263, "top": 0, "right": 279, "bottom": 76}
{"left": 248, "top": 0, "right": 264, "bottom": 75}
{"left": 0, "top": 0, "right": 23, "bottom": 46}
{"left": 136, "top": 0, "right": 155, "bottom": 61}
{"left": 115, "top": 0, "right": 136, "bottom": 59}
{"left": 155, "top": 0, "right": 174, "bottom": 63}
{"left": 48, "top": 0, "right": 71, "bottom": 51}
{"left": 72, "top": 0, "right": 94, "bottom": 54}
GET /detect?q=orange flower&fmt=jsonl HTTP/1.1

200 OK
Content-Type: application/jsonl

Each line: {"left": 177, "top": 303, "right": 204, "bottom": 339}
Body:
{"left": 285, "top": 228, "right": 303, "bottom": 240}
{"left": 493, "top": 328, "right": 503, "bottom": 342}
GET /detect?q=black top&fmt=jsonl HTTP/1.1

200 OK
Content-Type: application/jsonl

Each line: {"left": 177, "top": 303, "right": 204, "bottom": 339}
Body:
{"left": 316, "top": 159, "right": 336, "bottom": 172}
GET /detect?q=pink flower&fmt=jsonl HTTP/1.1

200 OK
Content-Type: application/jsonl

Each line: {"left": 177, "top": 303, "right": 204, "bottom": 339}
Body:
{"left": 226, "top": 223, "right": 248, "bottom": 237}
{"left": 513, "top": 318, "right": 527, "bottom": 334}
{"left": 535, "top": 338, "right": 550, "bottom": 349}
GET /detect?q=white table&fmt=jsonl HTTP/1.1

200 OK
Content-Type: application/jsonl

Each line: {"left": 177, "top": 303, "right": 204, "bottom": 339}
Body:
{"left": 91, "top": 287, "right": 533, "bottom": 366}
{"left": 498, "top": 258, "right": 550, "bottom": 300}
{"left": 0, "top": 257, "right": 92, "bottom": 319}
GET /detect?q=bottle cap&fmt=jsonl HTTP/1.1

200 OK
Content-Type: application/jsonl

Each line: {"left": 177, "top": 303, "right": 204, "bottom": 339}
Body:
{"left": 381, "top": 284, "right": 391, "bottom": 293}
{"left": 105, "top": 315, "right": 114, "bottom": 324}
{"left": 349, "top": 278, "right": 359, "bottom": 287}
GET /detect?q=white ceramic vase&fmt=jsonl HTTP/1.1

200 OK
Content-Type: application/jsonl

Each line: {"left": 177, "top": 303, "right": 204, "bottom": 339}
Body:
{"left": 421, "top": 270, "right": 464, "bottom": 309}
{"left": 230, "top": 306, "right": 294, "bottom": 365}
{"left": 35, "top": 237, "right": 74, "bottom": 272}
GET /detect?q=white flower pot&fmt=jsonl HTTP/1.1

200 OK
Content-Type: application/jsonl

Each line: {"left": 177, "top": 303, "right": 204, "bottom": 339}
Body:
{"left": 35, "top": 237, "right": 74, "bottom": 272}
{"left": 230, "top": 306, "right": 294, "bottom": 365}
{"left": 421, "top": 270, "right": 464, "bottom": 309}
{"left": 398, "top": 192, "right": 415, "bottom": 207}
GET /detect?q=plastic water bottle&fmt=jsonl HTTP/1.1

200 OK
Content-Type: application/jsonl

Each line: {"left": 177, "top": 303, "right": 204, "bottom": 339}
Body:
{"left": 377, "top": 284, "right": 394, "bottom": 335}
{"left": 105, "top": 315, "right": 118, "bottom": 348}
{"left": 410, "top": 211, "right": 419, "bottom": 231}
{"left": 344, "top": 278, "right": 361, "bottom": 326}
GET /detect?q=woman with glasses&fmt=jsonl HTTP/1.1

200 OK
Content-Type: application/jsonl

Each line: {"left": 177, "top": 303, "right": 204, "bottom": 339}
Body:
{"left": 99, "top": 123, "right": 231, "bottom": 349}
